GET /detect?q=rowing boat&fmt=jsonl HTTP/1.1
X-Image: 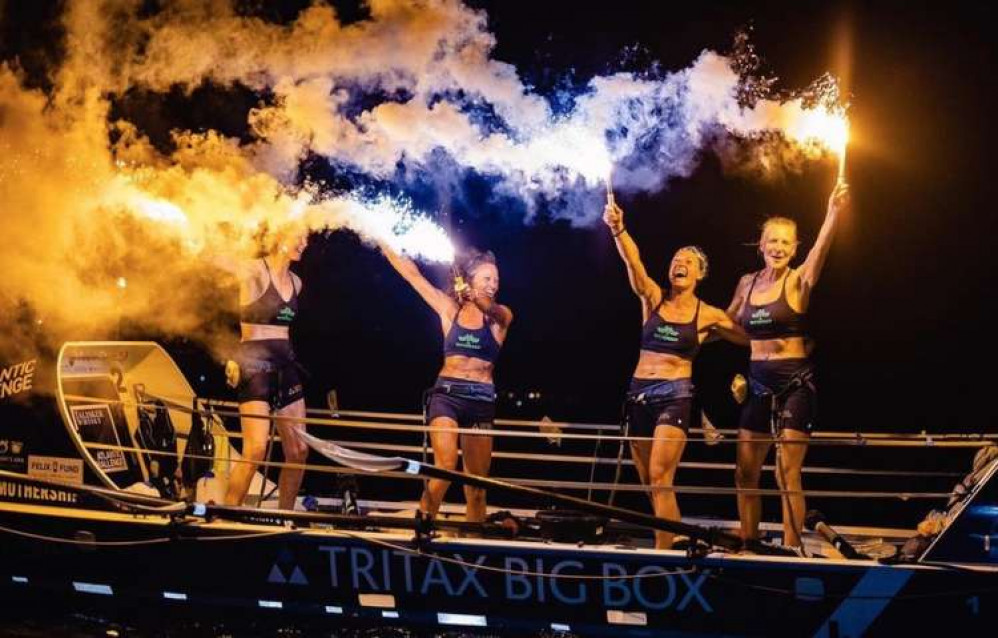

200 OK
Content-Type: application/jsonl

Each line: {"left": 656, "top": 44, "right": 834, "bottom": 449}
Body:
{"left": 1, "top": 341, "right": 996, "bottom": 635}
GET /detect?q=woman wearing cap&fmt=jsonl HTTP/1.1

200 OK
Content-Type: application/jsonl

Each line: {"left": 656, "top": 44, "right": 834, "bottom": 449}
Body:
{"left": 603, "top": 196, "right": 746, "bottom": 549}
{"left": 727, "top": 181, "right": 850, "bottom": 550}
{"left": 380, "top": 244, "right": 512, "bottom": 523}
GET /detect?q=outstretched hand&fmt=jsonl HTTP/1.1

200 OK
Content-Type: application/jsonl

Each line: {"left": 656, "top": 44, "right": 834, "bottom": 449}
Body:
{"left": 603, "top": 201, "right": 624, "bottom": 234}
{"left": 829, "top": 181, "right": 851, "bottom": 216}
{"left": 453, "top": 276, "right": 472, "bottom": 301}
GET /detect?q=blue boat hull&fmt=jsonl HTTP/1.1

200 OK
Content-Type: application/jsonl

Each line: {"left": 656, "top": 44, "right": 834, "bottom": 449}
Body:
{"left": 1, "top": 472, "right": 995, "bottom": 637}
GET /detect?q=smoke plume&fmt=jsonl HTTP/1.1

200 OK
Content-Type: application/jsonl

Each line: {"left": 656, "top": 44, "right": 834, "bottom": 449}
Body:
{"left": 0, "top": 0, "right": 845, "bottom": 356}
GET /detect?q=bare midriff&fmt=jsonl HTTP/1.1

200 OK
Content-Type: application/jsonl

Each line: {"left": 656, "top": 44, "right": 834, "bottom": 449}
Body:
{"left": 439, "top": 355, "right": 494, "bottom": 384}
{"left": 240, "top": 323, "right": 290, "bottom": 342}
{"left": 749, "top": 336, "right": 807, "bottom": 361}
{"left": 633, "top": 350, "right": 692, "bottom": 381}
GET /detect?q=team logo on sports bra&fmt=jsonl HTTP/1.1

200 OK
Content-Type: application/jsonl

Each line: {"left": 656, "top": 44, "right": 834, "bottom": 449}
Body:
{"left": 457, "top": 333, "right": 482, "bottom": 349}
{"left": 749, "top": 308, "right": 772, "bottom": 325}
{"left": 277, "top": 306, "right": 296, "bottom": 323}
{"left": 654, "top": 325, "right": 680, "bottom": 342}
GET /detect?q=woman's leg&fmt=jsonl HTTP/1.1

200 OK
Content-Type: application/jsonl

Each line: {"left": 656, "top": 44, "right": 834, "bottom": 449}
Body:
{"left": 224, "top": 400, "right": 271, "bottom": 506}
{"left": 275, "top": 398, "right": 308, "bottom": 511}
{"left": 419, "top": 416, "right": 459, "bottom": 518}
{"left": 460, "top": 430, "right": 493, "bottom": 523}
{"left": 776, "top": 428, "right": 809, "bottom": 547}
{"left": 626, "top": 402, "right": 654, "bottom": 510}
{"left": 629, "top": 439, "right": 653, "bottom": 493}
{"left": 648, "top": 424, "right": 687, "bottom": 549}
{"left": 735, "top": 429, "right": 772, "bottom": 543}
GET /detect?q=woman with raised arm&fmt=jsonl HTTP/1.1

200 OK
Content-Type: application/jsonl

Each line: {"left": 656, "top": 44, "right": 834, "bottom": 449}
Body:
{"left": 380, "top": 244, "right": 513, "bottom": 523}
{"left": 222, "top": 227, "right": 310, "bottom": 511}
{"left": 727, "top": 181, "right": 851, "bottom": 551}
{"left": 603, "top": 195, "right": 746, "bottom": 549}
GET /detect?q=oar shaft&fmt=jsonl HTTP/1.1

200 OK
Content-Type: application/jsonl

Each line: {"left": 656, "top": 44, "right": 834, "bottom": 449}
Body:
{"left": 188, "top": 502, "right": 511, "bottom": 536}
{"left": 412, "top": 462, "right": 747, "bottom": 551}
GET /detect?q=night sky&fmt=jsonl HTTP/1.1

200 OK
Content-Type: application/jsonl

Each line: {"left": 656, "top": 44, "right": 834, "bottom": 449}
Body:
{"left": 3, "top": 0, "right": 996, "bottom": 437}
{"left": 298, "top": 0, "right": 998, "bottom": 436}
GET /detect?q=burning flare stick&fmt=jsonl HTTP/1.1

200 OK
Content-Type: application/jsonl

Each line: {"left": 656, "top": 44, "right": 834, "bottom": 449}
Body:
{"left": 837, "top": 121, "right": 849, "bottom": 184}
{"left": 787, "top": 105, "right": 850, "bottom": 185}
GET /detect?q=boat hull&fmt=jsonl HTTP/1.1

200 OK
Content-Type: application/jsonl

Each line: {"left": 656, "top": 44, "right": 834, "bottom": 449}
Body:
{"left": 1, "top": 474, "right": 995, "bottom": 636}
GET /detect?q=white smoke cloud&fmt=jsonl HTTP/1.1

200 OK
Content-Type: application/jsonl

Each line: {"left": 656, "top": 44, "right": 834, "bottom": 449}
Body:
{"left": 61, "top": 1, "right": 838, "bottom": 186}
{"left": 0, "top": 0, "right": 845, "bottom": 355}
{"left": 104, "top": 0, "right": 840, "bottom": 213}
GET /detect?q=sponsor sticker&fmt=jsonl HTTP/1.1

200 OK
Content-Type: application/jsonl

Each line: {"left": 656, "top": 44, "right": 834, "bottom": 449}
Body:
{"left": 27, "top": 455, "right": 84, "bottom": 485}
{"left": 69, "top": 404, "right": 128, "bottom": 473}
{"left": 0, "top": 439, "right": 27, "bottom": 469}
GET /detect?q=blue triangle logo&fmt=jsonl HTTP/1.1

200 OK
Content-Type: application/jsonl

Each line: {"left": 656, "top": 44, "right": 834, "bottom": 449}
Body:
{"left": 267, "top": 564, "right": 286, "bottom": 584}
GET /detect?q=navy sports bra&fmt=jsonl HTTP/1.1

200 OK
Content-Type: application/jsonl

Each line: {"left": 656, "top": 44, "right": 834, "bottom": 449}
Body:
{"left": 740, "top": 272, "right": 807, "bottom": 340}
{"left": 240, "top": 260, "right": 298, "bottom": 326}
{"left": 639, "top": 298, "right": 702, "bottom": 361}
{"left": 443, "top": 309, "right": 502, "bottom": 363}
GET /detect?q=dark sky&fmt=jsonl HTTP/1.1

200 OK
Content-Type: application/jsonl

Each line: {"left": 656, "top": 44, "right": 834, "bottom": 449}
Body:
{"left": 4, "top": 0, "right": 996, "bottom": 435}
{"left": 300, "top": 0, "right": 998, "bottom": 435}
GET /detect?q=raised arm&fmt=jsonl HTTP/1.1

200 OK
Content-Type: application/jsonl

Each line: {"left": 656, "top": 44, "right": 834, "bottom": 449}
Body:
{"left": 202, "top": 246, "right": 258, "bottom": 281}
{"left": 380, "top": 243, "right": 456, "bottom": 318}
{"left": 797, "top": 181, "right": 850, "bottom": 293}
{"left": 726, "top": 273, "right": 754, "bottom": 324}
{"left": 466, "top": 290, "right": 514, "bottom": 330}
{"left": 603, "top": 201, "right": 662, "bottom": 307}
{"left": 203, "top": 251, "right": 265, "bottom": 306}
{"left": 704, "top": 304, "right": 749, "bottom": 346}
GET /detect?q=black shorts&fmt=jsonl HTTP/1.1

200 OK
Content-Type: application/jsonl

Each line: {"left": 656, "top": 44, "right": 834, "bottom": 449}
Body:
{"left": 738, "top": 359, "right": 816, "bottom": 434}
{"left": 625, "top": 378, "right": 694, "bottom": 438}
{"left": 236, "top": 340, "right": 304, "bottom": 410}
{"left": 425, "top": 377, "right": 496, "bottom": 430}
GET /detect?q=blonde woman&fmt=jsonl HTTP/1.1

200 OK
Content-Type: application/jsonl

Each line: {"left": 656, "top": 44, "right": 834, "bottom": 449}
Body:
{"left": 727, "top": 181, "right": 851, "bottom": 550}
